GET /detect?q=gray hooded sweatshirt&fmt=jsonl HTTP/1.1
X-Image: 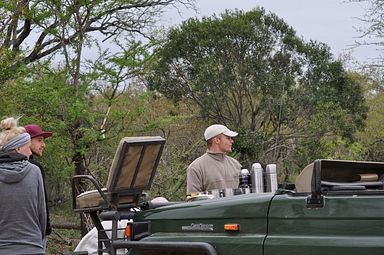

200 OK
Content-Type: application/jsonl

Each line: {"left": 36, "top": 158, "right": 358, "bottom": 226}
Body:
{"left": 0, "top": 152, "right": 46, "bottom": 254}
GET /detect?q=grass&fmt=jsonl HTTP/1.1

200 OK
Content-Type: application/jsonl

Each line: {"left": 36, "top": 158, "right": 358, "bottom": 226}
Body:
{"left": 46, "top": 202, "right": 83, "bottom": 255}
{"left": 47, "top": 229, "right": 81, "bottom": 255}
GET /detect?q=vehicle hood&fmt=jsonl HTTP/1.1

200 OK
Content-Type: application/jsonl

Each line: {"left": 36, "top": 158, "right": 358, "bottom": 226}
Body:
{"left": 138, "top": 193, "right": 274, "bottom": 220}
{"left": 135, "top": 193, "right": 274, "bottom": 234}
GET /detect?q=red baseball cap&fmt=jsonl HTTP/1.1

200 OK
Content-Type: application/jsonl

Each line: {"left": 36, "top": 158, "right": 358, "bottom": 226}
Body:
{"left": 24, "top": 124, "right": 53, "bottom": 138}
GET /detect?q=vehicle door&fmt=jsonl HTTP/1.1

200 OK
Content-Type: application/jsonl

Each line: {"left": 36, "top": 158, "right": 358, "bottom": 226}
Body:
{"left": 264, "top": 188, "right": 384, "bottom": 254}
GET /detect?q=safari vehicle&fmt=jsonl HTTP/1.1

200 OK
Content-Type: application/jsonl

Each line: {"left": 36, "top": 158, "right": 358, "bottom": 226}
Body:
{"left": 71, "top": 137, "right": 384, "bottom": 255}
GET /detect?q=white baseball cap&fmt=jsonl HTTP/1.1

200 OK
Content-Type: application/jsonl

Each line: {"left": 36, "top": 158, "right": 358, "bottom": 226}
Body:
{"left": 204, "top": 124, "right": 238, "bottom": 141}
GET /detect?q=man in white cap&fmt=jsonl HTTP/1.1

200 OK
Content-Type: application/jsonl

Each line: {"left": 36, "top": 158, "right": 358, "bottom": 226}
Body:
{"left": 187, "top": 124, "right": 241, "bottom": 194}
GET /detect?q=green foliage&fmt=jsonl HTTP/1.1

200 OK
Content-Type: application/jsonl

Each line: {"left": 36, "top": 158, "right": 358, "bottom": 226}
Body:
{"left": 0, "top": 60, "right": 201, "bottom": 202}
{"left": 148, "top": 108, "right": 206, "bottom": 200}
{"left": 0, "top": 2, "right": 378, "bottom": 227}
{"left": 148, "top": 8, "right": 368, "bottom": 170}
{"left": 0, "top": 49, "right": 26, "bottom": 84}
{"left": 0, "top": 0, "right": 193, "bottom": 68}
{"left": 0, "top": 64, "right": 95, "bottom": 201}
{"left": 356, "top": 69, "right": 384, "bottom": 161}
{"left": 0, "top": 0, "right": 200, "bottom": 241}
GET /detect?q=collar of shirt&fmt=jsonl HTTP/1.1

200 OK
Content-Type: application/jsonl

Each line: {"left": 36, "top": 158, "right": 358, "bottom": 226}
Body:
{"left": 206, "top": 150, "right": 226, "bottom": 161}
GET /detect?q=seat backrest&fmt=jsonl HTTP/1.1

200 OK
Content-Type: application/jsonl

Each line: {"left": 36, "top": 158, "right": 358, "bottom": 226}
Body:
{"left": 295, "top": 163, "right": 313, "bottom": 193}
{"left": 320, "top": 160, "right": 384, "bottom": 182}
{"left": 106, "top": 136, "right": 166, "bottom": 195}
{"left": 295, "top": 160, "right": 384, "bottom": 193}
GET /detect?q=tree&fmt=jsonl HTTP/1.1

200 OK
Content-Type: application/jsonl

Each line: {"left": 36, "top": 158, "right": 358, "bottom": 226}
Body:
{"left": 0, "top": 0, "right": 196, "bottom": 177}
{"left": 148, "top": 8, "right": 368, "bottom": 172}
{"left": 0, "top": 0, "right": 194, "bottom": 69}
{"left": 352, "top": 68, "right": 384, "bottom": 161}
{"left": 349, "top": 0, "right": 384, "bottom": 66}
{"left": 0, "top": 0, "right": 193, "bottom": 233}
{"left": 0, "top": 0, "right": 197, "bottom": 181}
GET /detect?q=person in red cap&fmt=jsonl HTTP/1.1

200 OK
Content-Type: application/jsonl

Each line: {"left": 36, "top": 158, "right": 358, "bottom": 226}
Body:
{"left": 24, "top": 124, "right": 53, "bottom": 247}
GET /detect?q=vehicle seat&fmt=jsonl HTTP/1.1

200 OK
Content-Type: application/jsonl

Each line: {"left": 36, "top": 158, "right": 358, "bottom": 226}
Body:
{"left": 72, "top": 136, "right": 166, "bottom": 212}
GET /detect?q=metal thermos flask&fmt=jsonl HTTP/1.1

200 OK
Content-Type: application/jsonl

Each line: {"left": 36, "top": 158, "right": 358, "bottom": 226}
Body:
{"left": 239, "top": 168, "right": 250, "bottom": 188}
{"left": 265, "top": 164, "right": 278, "bottom": 193}
{"left": 250, "top": 163, "right": 264, "bottom": 193}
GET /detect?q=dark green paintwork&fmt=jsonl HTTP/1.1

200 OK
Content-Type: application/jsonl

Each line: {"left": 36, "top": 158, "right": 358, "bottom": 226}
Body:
{"left": 134, "top": 193, "right": 273, "bottom": 255}
{"left": 133, "top": 192, "right": 384, "bottom": 255}
{"left": 265, "top": 193, "right": 384, "bottom": 255}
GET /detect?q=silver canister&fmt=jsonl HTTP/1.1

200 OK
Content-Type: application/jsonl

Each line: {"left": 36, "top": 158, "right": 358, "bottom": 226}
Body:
{"left": 223, "top": 188, "right": 234, "bottom": 197}
{"left": 239, "top": 168, "right": 250, "bottom": 188}
{"left": 210, "top": 189, "right": 221, "bottom": 198}
{"left": 250, "top": 163, "right": 264, "bottom": 193}
{"left": 265, "top": 164, "right": 278, "bottom": 193}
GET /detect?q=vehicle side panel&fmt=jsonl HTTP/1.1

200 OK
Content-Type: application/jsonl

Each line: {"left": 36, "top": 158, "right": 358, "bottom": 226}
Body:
{"left": 265, "top": 194, "right": 384, "bottom": 255}
{"left": 134, "top": 193, "right": 274, "bottom": 255}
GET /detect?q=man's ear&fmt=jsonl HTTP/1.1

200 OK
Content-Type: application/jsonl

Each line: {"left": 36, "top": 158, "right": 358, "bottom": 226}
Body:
{"left": 212, "top": 136, "right": 220, "bottom": 144}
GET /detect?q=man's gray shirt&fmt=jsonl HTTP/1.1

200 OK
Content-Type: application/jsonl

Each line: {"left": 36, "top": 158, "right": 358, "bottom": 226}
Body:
{"left": 187, "top": 151, "right": 241, "bottom": 193}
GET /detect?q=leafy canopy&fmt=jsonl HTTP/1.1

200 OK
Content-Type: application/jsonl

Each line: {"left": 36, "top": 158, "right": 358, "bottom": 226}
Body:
{"left": 148, "top": 8, "right": 368, "bottom": 166}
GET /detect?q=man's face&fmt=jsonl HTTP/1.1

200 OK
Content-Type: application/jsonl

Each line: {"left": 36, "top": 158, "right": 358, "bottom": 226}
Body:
{"left": 30, "top": 136, "right": 46, "bottom": 156}
{"left": 215, "top": 134, "right": 234, "bottom": 153}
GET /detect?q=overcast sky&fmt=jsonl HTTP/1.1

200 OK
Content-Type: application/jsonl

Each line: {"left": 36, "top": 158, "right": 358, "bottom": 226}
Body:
{"left": 162, "top": 0, "right": 376, "bottom": 65}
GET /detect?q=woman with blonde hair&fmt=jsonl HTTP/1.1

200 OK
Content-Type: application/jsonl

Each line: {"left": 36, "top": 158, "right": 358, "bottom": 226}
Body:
{"left": 0, "top": 117, "right": 46, "bottom": 254}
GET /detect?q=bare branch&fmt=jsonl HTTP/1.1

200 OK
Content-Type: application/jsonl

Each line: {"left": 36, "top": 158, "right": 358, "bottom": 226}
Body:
{"left": 1, "top": 0, "right": 196, "bottom": 67}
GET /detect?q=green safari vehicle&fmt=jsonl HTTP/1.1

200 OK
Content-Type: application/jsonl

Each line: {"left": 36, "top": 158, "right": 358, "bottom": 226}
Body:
{"left": 115, "top": 159, "right": 384, "bottom": 255}
{"left": 71, "top": 138, "right": 384, "bottom": 255}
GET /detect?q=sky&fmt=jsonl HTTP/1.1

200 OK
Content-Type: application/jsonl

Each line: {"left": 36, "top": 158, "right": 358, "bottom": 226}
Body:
{"left": 161, "top": 0, "right": 376, "bottom": 65}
